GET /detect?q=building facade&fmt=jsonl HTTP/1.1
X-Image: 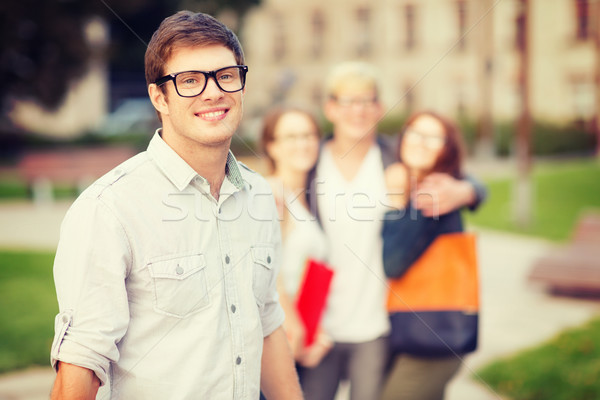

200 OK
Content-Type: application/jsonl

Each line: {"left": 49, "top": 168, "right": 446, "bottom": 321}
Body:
{"left": 241, "top": 0, "right": 598, "bottom": 130}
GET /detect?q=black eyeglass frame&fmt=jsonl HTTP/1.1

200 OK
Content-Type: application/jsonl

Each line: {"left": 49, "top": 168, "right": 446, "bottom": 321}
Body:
{"left": 154, "top": 65, "right": 249, "bottom": 98}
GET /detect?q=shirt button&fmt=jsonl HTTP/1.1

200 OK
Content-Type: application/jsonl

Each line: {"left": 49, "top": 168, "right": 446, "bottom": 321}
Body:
{"left": 225, "top": 255, "right": 230, "bottom": 264}
{"left": 175, "top": 265, "right": 184, "bottom": 275}
{"left": 236, "top": 356, "right": 242, "bottom": 365}
{"left": 267, "top": 255, "right": 271, "bottom": 264}
{"left": 231, "top": 304, "right": 236, "bottom": 313}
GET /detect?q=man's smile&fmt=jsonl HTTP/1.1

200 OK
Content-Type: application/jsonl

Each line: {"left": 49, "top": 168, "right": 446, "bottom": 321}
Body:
{"left": 195, "top": 108, "right": 228, "bottom": 120}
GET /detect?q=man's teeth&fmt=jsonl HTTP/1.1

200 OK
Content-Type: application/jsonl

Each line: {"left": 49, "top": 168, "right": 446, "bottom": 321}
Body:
{"left": 197, "top": 110, "right": 225, "bottom": 118}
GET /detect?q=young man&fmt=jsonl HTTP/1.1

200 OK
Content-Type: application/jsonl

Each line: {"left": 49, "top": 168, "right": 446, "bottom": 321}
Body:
{"left": 50, "top": 11, "right": 302, "bottom": 400}
{"left": 300, "top": 62, "right": 486, "bottom": 400}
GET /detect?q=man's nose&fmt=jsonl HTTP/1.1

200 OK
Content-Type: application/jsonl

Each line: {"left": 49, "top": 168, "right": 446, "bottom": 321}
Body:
{"left": 201, "top": 76, "right": 225, "bottom": 99}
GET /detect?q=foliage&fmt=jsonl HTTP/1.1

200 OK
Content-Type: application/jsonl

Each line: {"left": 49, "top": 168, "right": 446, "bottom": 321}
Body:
{"left": 0, "top": 0, "right": 102, "bottom": 111}
{"left": 465, "top": 159, "right": 600, "bottom": 242}
{"left": 341, "top": 113, "right": 596, "bottom": 159}
{"left": 0, "top": 250, "right": 57, "bottom": 373}
{"left": 0, "top": 0, "right": 260, "bottom": 117}
{"left": 477, "top": 317, "right": 600, "bottom": 400}
{"left": 493, "top": 121, "right": 597, "bottom": 157}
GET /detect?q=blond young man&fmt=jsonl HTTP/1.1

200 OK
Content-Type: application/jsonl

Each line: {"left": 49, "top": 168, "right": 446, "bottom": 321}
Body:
{"left": 50, "top": 11, "right": 302, "bottom": 400}
{"left": 300, "top": 62, "right": 485, "bottom": 400}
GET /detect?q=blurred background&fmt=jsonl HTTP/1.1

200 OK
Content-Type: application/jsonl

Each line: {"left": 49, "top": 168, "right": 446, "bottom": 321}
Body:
{"left": 0, "top": 0, "right": 599, "bottom": 399}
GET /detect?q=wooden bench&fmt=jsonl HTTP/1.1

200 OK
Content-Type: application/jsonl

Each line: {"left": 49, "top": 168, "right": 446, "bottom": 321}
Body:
{"left": 528, "top": 212, "right": 600, "bottom": 296}
{"left": 18, "top": 146, "right": 136, "bottom": 203}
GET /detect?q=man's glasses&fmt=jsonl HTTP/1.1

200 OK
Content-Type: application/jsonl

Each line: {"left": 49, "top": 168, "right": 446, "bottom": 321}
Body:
{"left": 331, "top": 96, "right": 378, "bottom": 108}
{"left": 154, "top": 65, "right": 248, "bottom": 97}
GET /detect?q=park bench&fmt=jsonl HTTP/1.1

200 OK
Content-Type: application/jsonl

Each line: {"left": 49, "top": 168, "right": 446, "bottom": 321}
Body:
{"left": 18, "top": 146, "right": 136, "bottom": 203}
{"left": 528, "top": 212, "right": 600, "bottom": 296}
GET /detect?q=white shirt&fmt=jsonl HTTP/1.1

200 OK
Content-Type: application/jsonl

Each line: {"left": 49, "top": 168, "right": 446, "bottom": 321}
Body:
{"left": 280, "top": 194, "right": 329, "bottom": 297}
{"left": 315, "top": 144, "right": 390, "bottom": 342}
{"left": 51, "top": 132, "right": 284, "bottom": 399}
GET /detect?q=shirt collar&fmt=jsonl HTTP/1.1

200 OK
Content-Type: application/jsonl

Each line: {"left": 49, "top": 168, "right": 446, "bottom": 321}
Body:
{"left": 148, "top": 129, "right": 246, "bottom": 192}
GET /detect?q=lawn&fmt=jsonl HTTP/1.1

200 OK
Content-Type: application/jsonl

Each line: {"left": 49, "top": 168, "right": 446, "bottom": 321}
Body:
{"left": 0, "top": 157, "right": 598, "bottom": 380}
{"left": 469, "top": 158, "right": 600, "bottom": 398}
{"left": 466, "top": 159, "right": 600, "bottom": 241}
{"left": 0, "top": 178, "right": 77, "bottom": 201}
{"left": 477, "top": 317, "right": 600, "bottom": 400}
{"left": 0, "top": 250, "right": 57, "bottom": 373}
{"left": 0, "top": 179, "right": 28, "bottom": 200}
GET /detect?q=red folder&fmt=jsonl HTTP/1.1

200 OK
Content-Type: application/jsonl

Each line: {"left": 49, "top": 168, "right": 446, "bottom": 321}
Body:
{"left": 295, "top": 258, "right": 334, "bottom": 346}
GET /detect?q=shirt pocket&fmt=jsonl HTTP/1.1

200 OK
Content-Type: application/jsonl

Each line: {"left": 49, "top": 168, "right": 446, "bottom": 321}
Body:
{"left": 251, "top": 244, "right": 275, "bottom": 307}
{"left": 147, "top": 253, "right": 210, "bottom": 318}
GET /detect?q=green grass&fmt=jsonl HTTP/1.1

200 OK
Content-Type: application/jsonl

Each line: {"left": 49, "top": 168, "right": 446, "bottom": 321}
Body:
{"left": 470, "top": 159, "right": 600, "bottom": 397}
{"left": 0, "top": 179, "right": 78, "bottom": 201}
{"left": 0, "top": 179, "right": 29, "bottom": 199}
{"left": 466, "top": 159, "right": 600, "bottom": 241}
{"left": 477, "top": 317, "right": 600, "bottom": 400}
{"left": 0, "top": 250, "right": 57, "bottom": 373}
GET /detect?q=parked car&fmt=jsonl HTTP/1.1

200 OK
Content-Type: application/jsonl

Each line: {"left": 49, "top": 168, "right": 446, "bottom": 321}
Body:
{"left": 97, "top": 98, "right": 159, "bottom": 136}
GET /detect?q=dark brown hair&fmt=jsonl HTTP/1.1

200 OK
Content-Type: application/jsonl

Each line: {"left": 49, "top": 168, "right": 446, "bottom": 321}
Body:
{"left": 260, "top": 106, "right": 322, "bottom": 171}
{"left": 397, "top": 110, "right": 465, "bottom": 179}
{"left": 144, "top": 11, "right": 245, "bottom": 88}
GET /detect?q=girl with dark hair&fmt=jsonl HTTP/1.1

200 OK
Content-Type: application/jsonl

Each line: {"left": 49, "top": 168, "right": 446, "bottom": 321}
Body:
{"left": 381, "top": 111, "right": 471, "bottom": 400}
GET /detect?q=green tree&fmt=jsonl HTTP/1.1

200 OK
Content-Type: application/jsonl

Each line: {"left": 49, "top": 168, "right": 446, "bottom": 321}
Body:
{"left": 0, "top": 0, "right": 103, "bottom": 112}
{"left": 0, "top": 0, "right": 259, "bottom": 116}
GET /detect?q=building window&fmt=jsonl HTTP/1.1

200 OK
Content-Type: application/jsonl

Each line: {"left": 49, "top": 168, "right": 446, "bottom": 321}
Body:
{"left": 456, "top": 0, "right": 467, "bottom": 51}
{"left": 574, "top": 0, "right": 590, "bottom": 40}
{"left": 404, "top": 4, "right": 416, "bottom": 51}
{"left": 515, "top": 0, "right": 526, "bottom": 51}
{"left": 456, "top": 83, "right": 467, "bottom": 116}
{"left": 311, "top": 9, "right": 325, "bottom": 58}
{"left": 403, "top": 83, "right": 416, "bottom": 113}
{"left": 272, "top": 12, "right": 286, "bottom": 61}
{"left": 572, "top": 79, "right": 595, "bottom": 122}
{"left": 356, "top": 7, "right": 372, "bottom": 57}
{"left": 311, "top": 83, "right": 323, "bottom": 107}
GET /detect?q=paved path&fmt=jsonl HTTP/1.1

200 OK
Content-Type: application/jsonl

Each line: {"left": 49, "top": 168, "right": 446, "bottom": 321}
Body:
{"left": 1, "top": 201, "right": 599, "bottom": 399}
{"left": 445, "top": 228, "right": 600, "bottom": 400}
{"left": 0, "top": 200, "right": 71, "bottom": 251}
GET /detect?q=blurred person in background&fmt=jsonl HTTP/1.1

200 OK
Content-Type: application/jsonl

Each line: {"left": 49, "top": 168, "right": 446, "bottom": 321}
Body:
{"left": 381, "top": 110, "right": 482, "bottom": 400}
{"left": 303, "top": 62, "right": 486, "bottom": 400}
{"left": 261, "top": 105, "right": 333, "bottom": 370}
{"left": 49, "top": 11, "right": 302, "bottom": 400}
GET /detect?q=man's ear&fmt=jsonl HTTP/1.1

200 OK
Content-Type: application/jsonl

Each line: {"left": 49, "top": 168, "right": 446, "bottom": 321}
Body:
{"left": 148, "top": 84, "right": 169, "bottom": 116}
{"left": 323, "top": 99, "right": 337, "bottom": 123}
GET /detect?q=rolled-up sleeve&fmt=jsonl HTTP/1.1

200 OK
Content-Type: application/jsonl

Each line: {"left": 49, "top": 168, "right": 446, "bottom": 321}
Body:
{"left": 258, "top": 196, "right": 285, "bottom": 338}
{"left": 51, "top": 194, "right": 131, "bottom": 385}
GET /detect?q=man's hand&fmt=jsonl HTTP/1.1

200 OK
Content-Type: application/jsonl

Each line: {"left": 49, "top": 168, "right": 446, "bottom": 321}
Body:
{"left": 297, "top": 330, "right": 332, "bottom": 368}
{"left": 261, "top": 326, "right": 303, "bottom": 400}
{"left": 51, "top": 362, "right": 100, "bottom": 400}
{"left": 414, "top": 173, "right": 476, "bottom": 217}
{"left": 281, "top": 305, "right": 306, "bottom": 359}
{"left": 384, "top": 162, "right": 409, "bottom": 210}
